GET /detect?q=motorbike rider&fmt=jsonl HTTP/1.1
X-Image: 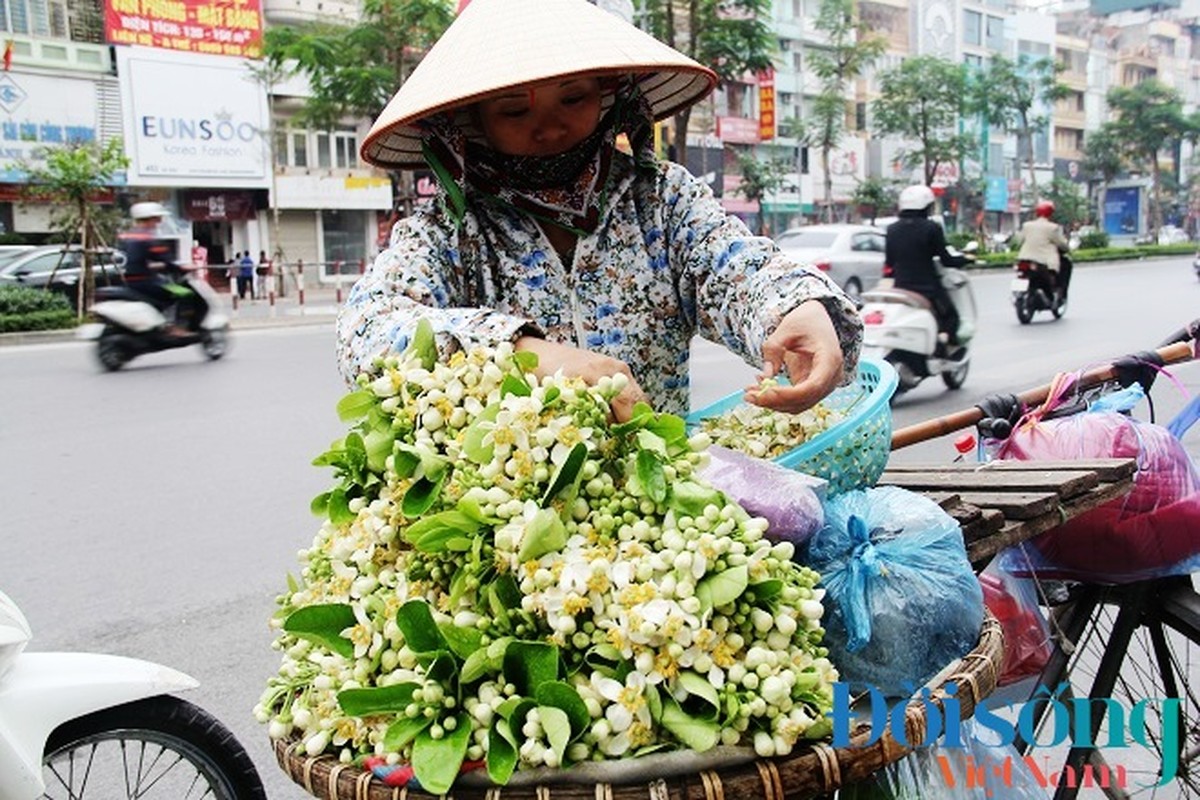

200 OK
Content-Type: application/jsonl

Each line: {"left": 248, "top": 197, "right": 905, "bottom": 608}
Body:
{"left": 119, "top": 201, "right": 191, "bottom": 335}
{"left": 1013, "top": 200, "right": 1071, "bottom": 301}
{"left": 884, "top": 184, "right": 973, "bottom": 357}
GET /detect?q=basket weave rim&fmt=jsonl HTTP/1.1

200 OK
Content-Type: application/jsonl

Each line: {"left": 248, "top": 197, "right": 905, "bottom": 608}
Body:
{"left": 274, "top": 613, "right": 1003, "bottom": 800}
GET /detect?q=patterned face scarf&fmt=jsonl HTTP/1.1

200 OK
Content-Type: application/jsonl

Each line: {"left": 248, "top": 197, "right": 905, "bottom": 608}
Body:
{"left": 420, "top": 80, "right": 657, "bottom": 235}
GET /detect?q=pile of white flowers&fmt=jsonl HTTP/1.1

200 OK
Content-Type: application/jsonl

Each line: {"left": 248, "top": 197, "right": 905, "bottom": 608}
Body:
{"left": 257, "top": 322, "right": 838, "bottom": 794}
{"left": 699, "top": 382, "right": 845, "bottom": 460}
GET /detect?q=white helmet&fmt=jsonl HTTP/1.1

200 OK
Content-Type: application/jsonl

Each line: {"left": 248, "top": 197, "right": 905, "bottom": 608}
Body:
{"left": 130, "top": 201, "right": 169, "bottom": 220}
{"left": 898, "top": 184, "right": 936, "bottom": 212}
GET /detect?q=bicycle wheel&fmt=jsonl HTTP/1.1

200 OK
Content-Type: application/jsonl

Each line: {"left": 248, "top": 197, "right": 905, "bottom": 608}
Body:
{"left": 1024, "top": 578, "right": 1200, "bottom": 800}
{"left": 41, "top": 695, "right": 266, "bottom": 799}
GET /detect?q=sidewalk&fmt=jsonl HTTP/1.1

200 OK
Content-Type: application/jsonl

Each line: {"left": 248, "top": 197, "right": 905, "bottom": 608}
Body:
{"left": 0, "top": 284, "right": 346, "bottom": 347}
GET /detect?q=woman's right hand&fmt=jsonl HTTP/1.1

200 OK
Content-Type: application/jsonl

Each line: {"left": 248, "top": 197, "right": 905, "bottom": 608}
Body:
{"left": 515, "top": 336, "right": 648, "bottom": 422}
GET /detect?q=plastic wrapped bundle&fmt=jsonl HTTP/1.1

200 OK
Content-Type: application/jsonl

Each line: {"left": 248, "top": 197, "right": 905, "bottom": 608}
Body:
{"left": 697, "top": 445, "right": 826, "bottom": 548}
{"left": 802, "top": 486, "right": 984, "bottom": 698}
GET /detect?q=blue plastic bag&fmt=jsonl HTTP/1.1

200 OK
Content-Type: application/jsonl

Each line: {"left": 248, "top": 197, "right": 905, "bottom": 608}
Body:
{"left": 803, "top": 486, "right": 984, "bottom": 698}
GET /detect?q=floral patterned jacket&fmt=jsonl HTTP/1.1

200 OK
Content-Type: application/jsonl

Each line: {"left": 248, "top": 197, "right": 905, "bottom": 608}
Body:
{"left": 337, "top": 156, "right": 863, "bottom": 416}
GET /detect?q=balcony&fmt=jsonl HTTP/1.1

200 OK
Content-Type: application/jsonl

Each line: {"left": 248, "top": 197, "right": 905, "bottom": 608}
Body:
{"left": 7, "top": 36, "right": 110, "bottom": 73}
{"left": 262, "top": 0, "right": 359, "bottom": 26}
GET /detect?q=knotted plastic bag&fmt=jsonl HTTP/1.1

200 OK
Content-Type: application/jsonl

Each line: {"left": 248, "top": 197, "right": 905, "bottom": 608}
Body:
{"left": 697, "top": 445, "right": 825, "bottom": 548}
{"left": 803, "top": 486, "right": 984, "bottom": 698}
{"left": 996, "top": 380, "right": 1200, "bottom": 584}
{"left": 978, "top": 558, "right": 1051, "bottom": 687}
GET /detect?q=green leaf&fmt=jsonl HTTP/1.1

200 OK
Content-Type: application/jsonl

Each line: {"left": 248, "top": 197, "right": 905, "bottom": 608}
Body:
{"left": 462, "top": 403, "right": 500, "bottom": 465}
{"left": 749, "top": 579, "right": 784, "bottom": 606}
{"left": 535, "top": 682, "right": 590, "bottom": 739}
{"left": 486, "top": 719, "right": 518, "bottom": 784}
{"left": 646, "top": 413, "right": 688, "bottom": 450}
{"left": 411, "top": 714, "right": 471, "bottom": 794}
{"left": 392, "top": 447, "right": 420, "bottom": 478}
{"left": 503, "top": 640, "right": 559, "bottom": 696}
{"left": 516, "top": 507, "right": 567, "bottom": 561}
{"left": 337, "top": 682, "right": 419, "bottom": 716}
{"left": 405, "top": 509, "right": 481, "bottom": 552}
{"left": 401, "top": 472, "right": 445, "bottom": 518}
{"left": 501, "top": 373, "right": 532, "bottom": 398}
{"left": 635, "top": 429, "right": 668, "bottom": 457}
{"left": 310, "top": 491, "right": 330, "bottom": 517}
{"left": 395, "top": 600, "right": 448, "bottom": 654}
{"left": 327, "top": 486, "right": 354, "bottom": 526}
{"left": 540, "top": 442, "right": 587, "bottom": 505}
{"left": 697, "top": 565, "right": 749, "bottom": 611}
{"left": 610, "top": 406, "right": 654, "bottom": 436}
{"left": 636, "top": 449, "right": 667, "bottom": 503}
{"left": 409, "top": 318, "right": 437, "bottom": 370}
{"left": 344, "top": 433, "right": 368, "bottom": 480}
{"left": 383, "top": 715, "right": 432, "bottom": 751}
{"left": 282, "top": 604, "right": 356, "bottom": 658}
{"left": 540, "top": 705, "right": 571, "bottom": 764}
{"left": 363, "top": 428, "right": 395, "bottom": 474}
{"left": 488, "top": 576, "right": 522, "bottom": 616}
{"left": 668, "top": 480, "right": 723, "bottom": 518}
{"left": 438, "top": 621, "right": 484, "bottom": 660}
{"left": 677, "top": 671, "right": 720, "bottom": 717}
{"left": 461, "top": 648, "right": 493, "bottom": 684}
{"left": 512, "top": 349, "right": 539, "bottom": 372}
{"left": 336, "top": 389, "right": 376, "bottom": 422}
{"left": 659, "top": 697, "right": 719, "bottom": 752}
{"left": 457, "top": 494, "right": 499, "bottom": 525}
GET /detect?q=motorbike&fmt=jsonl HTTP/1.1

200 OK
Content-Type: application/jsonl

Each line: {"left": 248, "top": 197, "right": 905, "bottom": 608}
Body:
{"left": 1192, "top": 251, "right": 1200, "bottom": 281}
{"left": 0, "top": 588, "right": 266, "bottom": 798}
{"left": 79, "top": 267, "right": 230, "bottom": 371}
{"left": 859, "top": 243, "right": 978, "bottom": 395}
{"left": 1011, "top": 252, "right": 1071, "bottom": 324}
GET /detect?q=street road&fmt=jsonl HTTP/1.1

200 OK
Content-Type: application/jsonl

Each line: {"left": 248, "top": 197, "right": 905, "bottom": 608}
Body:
{"left": 1, "top": 254, "right": 1197, "bottom": 799}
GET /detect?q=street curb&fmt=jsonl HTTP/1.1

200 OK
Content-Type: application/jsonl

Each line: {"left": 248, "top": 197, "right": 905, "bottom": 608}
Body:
{"left": 0, "top": 312, "right": 335, "bottom": 348}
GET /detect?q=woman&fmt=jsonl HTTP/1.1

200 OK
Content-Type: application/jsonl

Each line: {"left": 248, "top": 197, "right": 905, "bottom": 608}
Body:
{"left": 339, "top": 0, "right": 862, "bottom": 420}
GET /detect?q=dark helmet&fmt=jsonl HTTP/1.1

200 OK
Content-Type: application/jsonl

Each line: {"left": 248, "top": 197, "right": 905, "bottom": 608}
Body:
{"left": 1034, "top": 200, "right": 1055, "bottom": 219}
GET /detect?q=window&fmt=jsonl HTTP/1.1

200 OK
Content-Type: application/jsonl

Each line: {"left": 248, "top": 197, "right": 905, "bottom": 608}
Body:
{"left": 334, "top": 130, "right": 357, "bottom": 168}
{"left": 963, "top": 10, "right": 981, "bottom": 46}
{"left": 322, "top": 210, "right": 367, "bottom": 267}
{"left": 291, "top": 131, "right": 308, "bottom": 168}
{"left": 985, "top": 16, "right": 1004, "bottom": 51}
{"left": 315, "top": 131, "right": 331, "bottom": 169}
{"left": 855, "top": 102, "right": 866, "bottom": 132}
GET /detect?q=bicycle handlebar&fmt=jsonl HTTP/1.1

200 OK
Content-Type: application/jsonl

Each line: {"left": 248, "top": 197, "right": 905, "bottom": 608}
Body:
{"left": 890, "top": 327, "right": 1200, "bottom": 450}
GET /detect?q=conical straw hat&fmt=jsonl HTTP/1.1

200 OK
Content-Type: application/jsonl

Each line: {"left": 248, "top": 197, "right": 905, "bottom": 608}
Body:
{"left": 361, "top": 0, "right": 717, "bottom": 170}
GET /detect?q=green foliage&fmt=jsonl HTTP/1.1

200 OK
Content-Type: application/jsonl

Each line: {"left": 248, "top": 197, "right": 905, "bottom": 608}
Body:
{"left": 264, "top": 0, "right": 454, "bottom": 129}
{"left": 1078, "top": 230, "right": 1109, "bottom": 249}
{"left": 735, "top": 152, "right": 788, "bottom": 234}
{"left": 945, "top": 232, "right": 975, "bottom": 251}
{"left": 852, "top": 177, "right": 899, "bottom": 223}
{"left": 0, "top": 233, "right": 27, "bottom": 244}
{"left": 871, "top": 56, "right": 974, "bottom": 185}
{"left": 1043, "top": 178, "right": 1089, "bottom": 229}
{"left": 0, "top": 285, "right": 76, "bottom": 332}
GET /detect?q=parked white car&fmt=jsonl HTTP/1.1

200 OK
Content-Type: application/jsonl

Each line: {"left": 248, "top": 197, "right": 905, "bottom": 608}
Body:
{"left": 774, "top": 224, "right": 886, "bottom": 302}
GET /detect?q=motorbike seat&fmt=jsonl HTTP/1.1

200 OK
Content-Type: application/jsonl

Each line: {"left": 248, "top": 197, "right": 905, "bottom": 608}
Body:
{"left": 860, "top": 288, "right": 933, "bottom": 311}
{"left": 95, "top": 286, "right": 146, "bottom": 302}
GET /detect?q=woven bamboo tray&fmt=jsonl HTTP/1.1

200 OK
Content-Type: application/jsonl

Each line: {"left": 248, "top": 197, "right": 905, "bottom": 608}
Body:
{"left": 274, "top": 614, "right": 1002, "bottom": 800}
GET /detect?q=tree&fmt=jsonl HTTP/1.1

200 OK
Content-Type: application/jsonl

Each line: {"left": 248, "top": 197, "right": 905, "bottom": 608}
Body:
{"left": 871, "top": 56, "right": 974, "bottom": 187}
{"left": 21, "top": 139, "right": 129, "bottom": 317}
{"left": 641, "top": 0, "right": 775, "bottom": 166}
{"left": 971, "top": 55, "right": 1067, "bottom": 204}
{"left": 1081, "top": 124, "right": 1124, "bottom": 226}
{"left": 263, "top": 0, "right": 454, "bottom": 209}
{"left": 803, "top": 0, "right": 884, "bottom": 222}
{"left": 851, "top": 177, "right": 897, "bottom": 224}
{"left": 1043, "top": 177, "right": 1088, "bottom": 229}
{"left": 1105, "top": 80, "right": 1190, "bottom": 241}
{"left": 735, "top": 150, "right": 787, "bottom": 234}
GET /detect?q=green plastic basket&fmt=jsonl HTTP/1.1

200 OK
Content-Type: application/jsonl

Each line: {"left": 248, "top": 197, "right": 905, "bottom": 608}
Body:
{"left": 688, "top": 358, "right": 898, "bottom": 494}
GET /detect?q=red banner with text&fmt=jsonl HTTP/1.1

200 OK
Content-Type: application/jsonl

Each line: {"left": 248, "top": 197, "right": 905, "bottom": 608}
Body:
{"left": 105, "top": 0, "right": 263, "bottom": 58}
{"left": 758, "top": 69, "right": 775, "bottom": 141}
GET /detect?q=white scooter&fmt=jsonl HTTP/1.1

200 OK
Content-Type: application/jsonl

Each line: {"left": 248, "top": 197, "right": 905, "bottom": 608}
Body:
{"left": 859, "top": 243, "right": 978, "bottom": 395}
{"left": 0, "top": 589, "right": 265, "bottom": 798}
{"left": 79, "top": 268, "right": 231, "bottom": 371}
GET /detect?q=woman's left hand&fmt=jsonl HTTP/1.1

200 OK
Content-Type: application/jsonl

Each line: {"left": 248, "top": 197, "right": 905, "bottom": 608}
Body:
{"left": 743, "top": 300, "right": 844, "bottom": 413}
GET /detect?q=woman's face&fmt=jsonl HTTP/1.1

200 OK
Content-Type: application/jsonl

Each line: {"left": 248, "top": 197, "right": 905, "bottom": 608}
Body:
{"left": 476, "top": 77, "right": 603, "bottom": 157}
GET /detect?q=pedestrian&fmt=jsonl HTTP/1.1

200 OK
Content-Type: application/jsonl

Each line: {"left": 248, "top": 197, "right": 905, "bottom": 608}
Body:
{"left": 256, "top": 249, "right": 270, "bottom": 299}
{"left": 338, "top": 0, "right": 862, "bottom": 421}
{"left": 237, "top": 250, "right": 256, "bottom": 300}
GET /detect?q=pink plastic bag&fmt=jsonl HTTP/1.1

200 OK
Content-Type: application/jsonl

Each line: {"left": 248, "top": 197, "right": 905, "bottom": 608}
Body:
{"left": 978, "top": 560, "right": 1051, "bottom": 686}
{"left": 697, "top": 445, "right": 825, "bottom": 548}
{"left": 995, "top": 374, "right": 1200, "bottom": 584}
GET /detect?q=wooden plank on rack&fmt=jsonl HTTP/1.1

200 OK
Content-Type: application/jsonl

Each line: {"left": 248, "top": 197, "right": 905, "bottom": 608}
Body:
{"left": 882, "top": 458, "right": 1137, "bottom": 482}
{"left": 951, "top": 491, "right": 1059, "bottom": 520}
{"left": 878, "top": 469, "right": 1099, "bottom": 499}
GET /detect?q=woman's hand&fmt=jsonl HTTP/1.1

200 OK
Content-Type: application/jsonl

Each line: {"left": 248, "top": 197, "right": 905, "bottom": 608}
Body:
{"left": 514, "top": 336, "right": 648, "bottom": 422}
{"left": 743, "top": 300, "right": 844, "bottom": 413}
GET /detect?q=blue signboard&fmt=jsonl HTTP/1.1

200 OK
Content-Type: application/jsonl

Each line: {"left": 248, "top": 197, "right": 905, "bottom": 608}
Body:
{"left": 984, "top": 176, "right": 1008, "bottom": 212}
{"left": 1103, "top": 186, "right": 1141, "bottom": 236}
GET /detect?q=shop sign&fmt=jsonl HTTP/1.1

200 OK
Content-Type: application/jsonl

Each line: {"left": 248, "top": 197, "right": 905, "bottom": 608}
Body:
{"left": 715, "top": 116, "right": 760, "bottom": 145}
{"left": 0, "top": 73, "right": 104, "bottom": 183}
{"left": 104, "top": 0, "right": 263, "bottom": 59}
{"left": 758, "top": 70, "right": 775, "bottom": 142}
{"left": 182, "top": 189, "right": 258, "bottom": 220}
{"left": 117, "top": 46, "right": 271, "bottom": 189}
